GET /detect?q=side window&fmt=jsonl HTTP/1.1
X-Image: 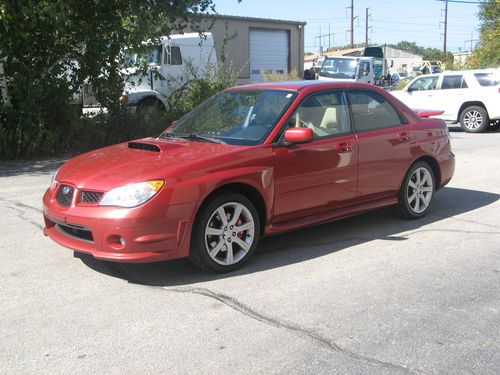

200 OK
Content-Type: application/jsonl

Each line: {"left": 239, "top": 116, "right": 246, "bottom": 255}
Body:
{"left": 474, "top": 73, "right": 500, "bottom": 87}
{"left": 164, "top": 46, "right": 182, "bottom": 65}
{"left": 441, "top": 75, "right": 467, "bottom": 89}
{"left": 408, "top": 76, "right": 438, "bottom": 91}
{"left": 289, "top": 91, "right": 350, "bottom": 139}
{"left": 348, "top": 91, "right": 403, "bottom": 132}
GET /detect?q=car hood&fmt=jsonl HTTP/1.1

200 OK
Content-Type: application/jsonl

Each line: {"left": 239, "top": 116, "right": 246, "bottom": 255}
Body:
{"left": 57, "top": 137, "right": 244, "bottom": 190}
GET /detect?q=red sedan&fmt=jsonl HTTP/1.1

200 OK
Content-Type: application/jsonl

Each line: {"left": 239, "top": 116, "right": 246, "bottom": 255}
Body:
{"left": 43, "top": 81, "right": 455, "bottom": 272}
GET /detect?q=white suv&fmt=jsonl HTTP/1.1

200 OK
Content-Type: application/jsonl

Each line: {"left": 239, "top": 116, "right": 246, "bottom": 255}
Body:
{"left": 391, "top": 69, "right": 500, "bottom": 133}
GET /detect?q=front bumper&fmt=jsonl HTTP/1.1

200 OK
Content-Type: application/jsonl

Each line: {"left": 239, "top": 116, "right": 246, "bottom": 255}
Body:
{"left": 43, "top": 188, "right": 197, "bottom": 263}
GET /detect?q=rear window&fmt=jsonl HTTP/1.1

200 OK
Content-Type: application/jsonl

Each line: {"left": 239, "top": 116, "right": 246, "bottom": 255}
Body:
{"left": 441, "top": 75, "right": 467, "bottom": 89}
{"left": 474, "top": 73, "right": 500, "bottom": 87}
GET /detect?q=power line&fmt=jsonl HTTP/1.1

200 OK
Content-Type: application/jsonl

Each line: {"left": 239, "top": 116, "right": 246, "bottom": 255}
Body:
{"left": 436, "top": 0, "right": 484, "bottom": 3}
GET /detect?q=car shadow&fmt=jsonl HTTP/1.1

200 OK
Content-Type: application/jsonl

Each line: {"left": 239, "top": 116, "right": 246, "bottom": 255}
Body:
{"left": 76, "top": 187, "right": 499, "bottom": 286}
{"left": 448, "top": 124, "right": 500, "bottom": 133}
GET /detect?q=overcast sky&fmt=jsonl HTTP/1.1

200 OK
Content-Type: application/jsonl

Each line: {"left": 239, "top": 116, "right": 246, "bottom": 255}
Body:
{"left": 214, "top": 0, "right": 482, "bottom": 53}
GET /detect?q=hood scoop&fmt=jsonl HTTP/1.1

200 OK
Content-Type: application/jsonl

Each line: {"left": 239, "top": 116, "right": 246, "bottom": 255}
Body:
{"left": 128, "top": 142, "right": 161, "bottom": 152}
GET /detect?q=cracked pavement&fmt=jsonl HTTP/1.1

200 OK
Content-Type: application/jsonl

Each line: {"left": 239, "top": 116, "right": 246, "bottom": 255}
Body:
{"left": 1, "top": 127, "right": 499, "bottom": 374}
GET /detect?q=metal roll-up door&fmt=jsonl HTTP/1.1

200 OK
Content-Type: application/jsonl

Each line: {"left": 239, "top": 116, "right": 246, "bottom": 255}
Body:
{"left": 249, "top": 29, "right": 289, "bottom": 83}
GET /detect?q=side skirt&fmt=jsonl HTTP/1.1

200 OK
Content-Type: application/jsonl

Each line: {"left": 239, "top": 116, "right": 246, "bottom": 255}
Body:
{"left": 264, "top": 197, "right": 398, "bottom": 235}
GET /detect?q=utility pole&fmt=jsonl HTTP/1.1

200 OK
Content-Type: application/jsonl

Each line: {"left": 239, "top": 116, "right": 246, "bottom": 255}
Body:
{"left": 441, "top": 0, "right": 448, "bottom": 59}
{"left": 365, "top": 8, "right": 372, "bottom": 47}
{"left": 315, "top": 29, "right": 335, "bottom": 55}
{"left": 329, "top": 24, "right": 331, "bottom": 50}
{"left": 464, "top": 30, "right": 479, "bottom": 52}
{"left": 347, "top": 0, "right": 358, "bottom": 48}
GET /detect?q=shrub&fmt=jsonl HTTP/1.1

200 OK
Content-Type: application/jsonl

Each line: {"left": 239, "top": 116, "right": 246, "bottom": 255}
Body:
{"left": 262, "top": 69, "right": 301, "bottom": 82}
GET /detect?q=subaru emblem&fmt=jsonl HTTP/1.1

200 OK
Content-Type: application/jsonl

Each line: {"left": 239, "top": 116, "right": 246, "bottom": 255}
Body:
{"left": 62, "top": 186, "right": 71, "bottom": 195}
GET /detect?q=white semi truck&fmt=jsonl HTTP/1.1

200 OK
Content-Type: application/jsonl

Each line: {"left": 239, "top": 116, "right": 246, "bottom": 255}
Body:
{"left": 317, "top": 56, "right": 376, "bottom": 84}
{"left": 76, "top": 33, "right": 217, "bottom": 112}
{"left": 316, "top": 46, "right": 393, "bottom": 87}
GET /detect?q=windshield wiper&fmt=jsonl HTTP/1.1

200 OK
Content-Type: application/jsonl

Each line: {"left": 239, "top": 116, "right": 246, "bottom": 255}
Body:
{"left": 175, "top": 133, "right": 226, "bottom": 144}
{"left": 158, "top": 132, "right": 184, "bottom": 140}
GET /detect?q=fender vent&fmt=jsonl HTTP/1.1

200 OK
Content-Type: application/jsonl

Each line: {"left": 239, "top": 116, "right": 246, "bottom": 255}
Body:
{"left": 128, "top": 142, "right": 161, "bottom": 152}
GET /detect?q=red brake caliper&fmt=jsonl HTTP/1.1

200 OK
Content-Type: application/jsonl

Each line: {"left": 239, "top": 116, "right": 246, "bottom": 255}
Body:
{"left": 236, "top": 218, "right": 245, "bottom": 238}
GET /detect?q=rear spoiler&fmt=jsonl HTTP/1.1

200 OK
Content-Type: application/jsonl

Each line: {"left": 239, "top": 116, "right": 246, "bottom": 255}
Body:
{"left": 413, "top": 109, "right": 444, "bottom": 118}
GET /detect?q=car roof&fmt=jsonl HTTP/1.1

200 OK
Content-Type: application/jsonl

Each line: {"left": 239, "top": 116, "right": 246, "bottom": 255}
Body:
{"left": 227, "top": 80, "right": 378, "bottom": 92}
{"left": 442, "top": 68, "right": 499, "bottom": 74}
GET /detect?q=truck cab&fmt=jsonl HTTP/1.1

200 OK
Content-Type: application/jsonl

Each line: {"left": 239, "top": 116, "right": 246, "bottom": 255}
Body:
{"left": 317, "top": 56, "right": 374, "bottom": 84}
{"left": 80, "top": 33, "right": 217, "bottom": 112}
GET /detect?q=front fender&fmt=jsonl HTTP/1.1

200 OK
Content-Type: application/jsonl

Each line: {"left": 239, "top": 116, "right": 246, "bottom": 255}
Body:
{"left": 168, "top": 166, "right": 274, "bottom": 225}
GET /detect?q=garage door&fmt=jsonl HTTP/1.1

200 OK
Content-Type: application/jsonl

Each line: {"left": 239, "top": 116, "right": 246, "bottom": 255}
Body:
{"left": 250, "top": 29, "right": 289, "bottom": 83}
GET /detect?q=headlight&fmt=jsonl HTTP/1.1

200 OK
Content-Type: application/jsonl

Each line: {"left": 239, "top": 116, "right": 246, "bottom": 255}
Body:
{"left": 50, "top": 167, "right": 60, "bottom": 192}
{"left": 99, "top": 180, "right": 165, "bottom": 208}
{"left": 50, "top": 168, "right": 60, "bottom": 184}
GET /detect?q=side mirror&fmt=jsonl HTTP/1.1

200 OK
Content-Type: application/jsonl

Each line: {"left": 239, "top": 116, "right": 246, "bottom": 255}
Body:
{"left": 284, "top": 128, "right": 313, "bottom": 144}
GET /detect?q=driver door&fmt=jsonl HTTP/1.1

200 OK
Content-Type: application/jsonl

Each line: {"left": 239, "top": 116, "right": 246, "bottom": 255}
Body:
{"left": 272, "top": 91, "right": 358, "bottom": 223}
{"left": 403, "top": 75, "right": 440, "bottom": 109}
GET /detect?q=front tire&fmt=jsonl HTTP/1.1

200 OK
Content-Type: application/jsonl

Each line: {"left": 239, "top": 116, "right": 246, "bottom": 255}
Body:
{"left": 460, "top": 106, "right": 489, "bottom": 133}
{"left": 190, "top": 192, "right": 260, "bottom": 273}
{"left": 137, "top": 97, "right": 165, "bottom": 121}
{"left": 397, "top": 161, "right": 435, "bottom": 219}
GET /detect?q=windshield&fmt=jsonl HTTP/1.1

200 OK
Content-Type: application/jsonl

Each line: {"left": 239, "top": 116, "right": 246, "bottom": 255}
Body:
{"left": 320, "top": 58, "right": 357, "bottom": 79}
{"left": 161, "top": 89, "right": 297, "bottom": 146}
{"left": 123, "top": 45, "right": 162, "bottom": 66}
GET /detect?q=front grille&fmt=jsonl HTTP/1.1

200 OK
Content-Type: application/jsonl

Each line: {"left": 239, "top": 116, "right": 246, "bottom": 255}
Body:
{"left": 81, "top": 191, "right": 104, "bottom": 204}
{"left": 56, "top": 185, "right": 74, "bottom": 207}
{"left": 56, "top": 223, "right": 94, "bottom": 242}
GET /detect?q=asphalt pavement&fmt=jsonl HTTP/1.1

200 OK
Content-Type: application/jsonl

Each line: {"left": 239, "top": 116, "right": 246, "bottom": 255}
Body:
{"left": 1, "top": 126, "right": 499, "bottom": 374}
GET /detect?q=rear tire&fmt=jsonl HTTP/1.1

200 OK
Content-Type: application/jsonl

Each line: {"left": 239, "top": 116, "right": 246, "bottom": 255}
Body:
{"left": 459, "top": 106, "right": 489, "bottom": 133}
{"left": 396, "top": 161, "right": 435, "bottom": 219}
{"left": 190, "top": 192, "right": 260, "bottom": 273}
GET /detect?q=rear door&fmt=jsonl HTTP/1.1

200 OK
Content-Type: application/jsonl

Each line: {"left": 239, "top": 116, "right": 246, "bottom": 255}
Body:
{"left": 435, "top": 74, "right": 469, "bottom": 121}
{"left": 347, "top": 90, "right": 415, "bottom": 203}
{"left": 273, "top": 90, "right": 358, "bottom": 223}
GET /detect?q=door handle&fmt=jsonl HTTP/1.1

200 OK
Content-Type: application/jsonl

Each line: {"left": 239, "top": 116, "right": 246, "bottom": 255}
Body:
{"left": 336, "top": 142, "right": 352, "bottom": 153}
{"left": 397, "top": 132, "right": 411, "bottom": 142}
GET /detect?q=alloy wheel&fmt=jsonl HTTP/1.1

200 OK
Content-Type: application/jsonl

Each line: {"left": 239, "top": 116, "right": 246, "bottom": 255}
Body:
{"left": 204, "top": 202, "right": 255, "bottom": 266}
{"left": 407, "top": 167, "right": 434, "bottom": 214}
{"left": 463, "top": 110, "right": 483, "bottom": 130}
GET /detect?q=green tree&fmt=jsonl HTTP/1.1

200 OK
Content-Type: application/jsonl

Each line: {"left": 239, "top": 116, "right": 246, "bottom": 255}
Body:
{"left": 468, "top": 0, "right": 500, "bottom": 68}
{"left": 0, "top": 0, "right": 224, "bottom": 159}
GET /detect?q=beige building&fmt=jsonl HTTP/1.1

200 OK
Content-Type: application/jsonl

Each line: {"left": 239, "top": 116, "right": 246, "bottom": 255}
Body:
{"left": 187, "top": 15, "right": 306, "bottom": 84}
{"left": 307, "top": 46, "right": 423, "bottom": 73}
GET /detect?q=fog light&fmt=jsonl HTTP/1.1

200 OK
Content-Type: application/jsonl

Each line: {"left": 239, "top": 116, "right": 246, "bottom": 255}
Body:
{"left": 107, "top": 235, "right": 126, "bottom": 250}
